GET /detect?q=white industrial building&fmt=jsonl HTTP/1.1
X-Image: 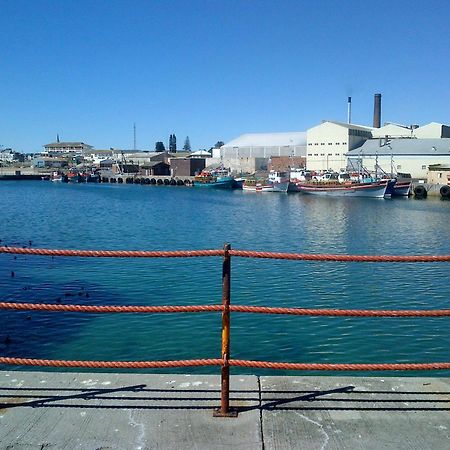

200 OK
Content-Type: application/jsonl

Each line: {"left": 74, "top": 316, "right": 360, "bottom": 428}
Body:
{"left": 346, "top": 138, "right": 450, "bottom": 180}
{"left": 214, "top": 132, "right": 306, "bottom": 159}
{"left": 306, "top": 120, "right": 450, "bottom": 174}
{"left": 371, "top": 122, "right": 450, "bottom": 139}
{"left": 306, "top": 121, "right": 372, "bottom": 172}
{"left": 211, "top": 131, "right": 306, "bottom": 173}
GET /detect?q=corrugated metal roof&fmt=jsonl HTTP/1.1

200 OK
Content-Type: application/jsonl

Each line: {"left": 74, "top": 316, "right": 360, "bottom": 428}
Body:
{"left": 317, "top": 120, "right": 374, "bottom": 131}
{"left": 347, "top": 138, "right": 450, "bottom": 156}
{"left": 223, "top": 132, "right": 306, "bottom": 148}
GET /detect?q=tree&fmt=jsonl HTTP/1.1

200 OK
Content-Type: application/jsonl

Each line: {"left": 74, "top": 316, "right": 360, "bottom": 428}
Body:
{"left": 169, "top": 134, "right": 177, "bottom": 152}
{"left": 214, "top": 141, "right": 224, "bottom": 149}
{"left": 183, "top": 136, "right": 191, "bottom": 152}
{"left": 155, "top": 141, "right": 165, "bottom": 152}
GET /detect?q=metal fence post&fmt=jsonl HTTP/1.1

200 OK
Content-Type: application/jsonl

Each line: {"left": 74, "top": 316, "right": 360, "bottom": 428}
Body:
{"left": 214, "top": 243, "right": 237, "bottom": 417}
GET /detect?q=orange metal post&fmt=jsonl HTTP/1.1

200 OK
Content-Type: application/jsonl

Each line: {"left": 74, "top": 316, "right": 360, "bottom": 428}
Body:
{"left": 214, "top": 243, "right": 237, "bottom": 417}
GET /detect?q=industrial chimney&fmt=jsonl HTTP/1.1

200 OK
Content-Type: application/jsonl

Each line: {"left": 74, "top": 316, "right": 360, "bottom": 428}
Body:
{"left": 373, "top": 93, "right": 382, "bottom": 128}
{"left": 347, "top": 97, "right": 352, "bottom": 124}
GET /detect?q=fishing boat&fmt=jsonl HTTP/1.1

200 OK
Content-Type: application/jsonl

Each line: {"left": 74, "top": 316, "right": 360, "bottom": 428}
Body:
{"left": 50, "top": 171, "right": 64, "bottom": 182}
{"left": 67, "top": 170, "right": 85, "bottom": 183}
{"left": 232, "top": 177, "right": 245, "bottom": 189}
{"left": 85, "top": 172, "right": 101, "bottom": 183}
{"left": 382, "top": 173, "right": 412, "bottom": 197}
{"left": 193, "top": 168, "right": 234, "bottom": 189}
{"left": 296, "top": 179, "right": 388, "bottom": 198}
{"left": 243, "top": 171, "right": 289, "bottom": 193}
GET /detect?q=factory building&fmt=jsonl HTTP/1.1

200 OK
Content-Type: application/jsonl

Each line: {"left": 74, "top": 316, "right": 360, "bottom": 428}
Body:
{"left": 211, "top": 131, "right": 306, "bottom": 173}
{"left": 306, "top": 121, "right": 373, "bottom": 172}
{"left": 306, "top": 93, "right": 450, "bottom": 175}
{"left": 346, "top": 138, "right": 450, "bottom": 180}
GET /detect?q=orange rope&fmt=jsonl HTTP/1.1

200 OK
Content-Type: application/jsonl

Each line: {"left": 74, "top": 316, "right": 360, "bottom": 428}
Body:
{"left": 0, "top": 357, "right": 222, "bottom": 368}
{"left": 1, "top": 302, "right": 450, "bottom": 317}
{"left": 0, "top": 302, "right": 222, "bottom": 313}
{"left": 0, "top": 247, "right": 223, "bottom": 258}
{"left": 1, "top": 246, "right": 450, "bottom": 262}
{"left": 229, "top": 305, "right": 450, "bottom": 317}
{"left": 1, "top": 357, "right": 449, "bottom": 371}
{"left": 229, "top": 249, "right": 450, "bottom": 262}
{"left": 229, "top": 360, "right": 450, "bottom": 371}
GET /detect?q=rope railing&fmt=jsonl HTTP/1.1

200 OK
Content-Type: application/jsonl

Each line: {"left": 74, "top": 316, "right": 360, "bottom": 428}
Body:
{"left": 1, "top": 302, "right": 450, "bottom": 317}
{"left": 2, "top": 246, "right": 450, "bottom": 262}
{"left": 1, "top": 243, "right": 449, "bottom": 417}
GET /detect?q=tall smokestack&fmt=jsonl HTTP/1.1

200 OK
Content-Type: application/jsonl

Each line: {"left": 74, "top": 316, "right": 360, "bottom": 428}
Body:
{"left": 347, "top": 97, "right": 352, "bottom": 124}
{"left": 373, "top": 93, "right": 381, "bottom": 128}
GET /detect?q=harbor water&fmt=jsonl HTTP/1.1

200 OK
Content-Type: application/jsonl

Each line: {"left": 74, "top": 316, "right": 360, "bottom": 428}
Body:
{"left": 1, "top": 181, "right": 449, "bottom": 376}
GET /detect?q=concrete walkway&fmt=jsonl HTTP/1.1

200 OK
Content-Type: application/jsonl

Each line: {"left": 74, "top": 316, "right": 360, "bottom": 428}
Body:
{"left": 0, "top": 371, "right": 448, "bottom": 449}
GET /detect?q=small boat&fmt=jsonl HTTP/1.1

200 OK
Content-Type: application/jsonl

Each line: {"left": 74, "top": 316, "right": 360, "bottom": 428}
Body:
{"left": 296, "top": 180, "right": 388, "bottom": 198}
{"left": 67, "top": 171, "right": 85, "bottom": 183}
{"left": 232, "top": 177, "right": 245, "bottom": 189}
{"left": 85, "top": 172, "right": 101, "bottom": 183}
{"left": 289, "top": 168, "right": 312, "bottom": 192}
{"left": 243, "top": 171, "right": 289, "bottom": 193}
{"left": 50, "top": 171, "right": 64, "bottom": 182}
{"left": 193, "top": 168, "right": 234, "bottom": 189}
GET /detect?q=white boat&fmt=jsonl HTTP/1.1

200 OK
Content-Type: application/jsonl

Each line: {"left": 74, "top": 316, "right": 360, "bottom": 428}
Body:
{"left": 243, "top": 171, "right": 289, "bottom": 193}
{"left": 50, "top": 171, "right": 63, "bottom": 182}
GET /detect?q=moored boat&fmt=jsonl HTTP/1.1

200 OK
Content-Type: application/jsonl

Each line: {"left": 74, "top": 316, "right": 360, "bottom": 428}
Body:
{"left": 243, "top": 171, "right": 289, "bottom": 193}
{"left": 50, "top": 171, "right": 65, "bottom": 182}
{"left": 193, "top": 169, "right": 234, "bottom": 188}
{"left": 296, "top": 180, "right": 388, "bottom": 198}
{"left": 383, "top": 174, "right": 412, "bottom": 197}
{"left": 67, "top": 171, "right": 85, "bottom": 183}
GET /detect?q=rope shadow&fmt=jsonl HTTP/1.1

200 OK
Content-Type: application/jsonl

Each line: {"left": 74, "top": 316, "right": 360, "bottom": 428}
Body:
{"left": 0, "top": 384, "right": 449, "bottom": 414}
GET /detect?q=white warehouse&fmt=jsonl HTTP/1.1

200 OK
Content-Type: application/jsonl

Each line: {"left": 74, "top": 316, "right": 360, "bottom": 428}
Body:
{"left": 214, "top": 132, "right": 306, "bottom": 159}
{"left": 307, "top": 120, "right": 450, "bottom": 173}
{"left": 210, "top": 131, "right": 307, "bottom": 173}
{"left": 306, "top": 121, "right": 372, "bottom": 172}
{"left": 346, "top": 138, "right": 450, "bottom": 180}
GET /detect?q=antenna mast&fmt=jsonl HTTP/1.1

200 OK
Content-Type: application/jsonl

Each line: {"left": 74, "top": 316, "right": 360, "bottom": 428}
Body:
{"left": 133, "top": 122, "right": 136, "bottom": 150}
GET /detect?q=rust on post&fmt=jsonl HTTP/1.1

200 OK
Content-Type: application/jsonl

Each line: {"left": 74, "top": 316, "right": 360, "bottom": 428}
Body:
{"left": 214, "top": 243, "right": 237, "bottom": 417}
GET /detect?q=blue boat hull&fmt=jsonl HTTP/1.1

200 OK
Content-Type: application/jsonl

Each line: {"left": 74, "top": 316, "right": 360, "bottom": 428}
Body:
{"left": 193, "top": 177, "right": 234, "bottom": 189}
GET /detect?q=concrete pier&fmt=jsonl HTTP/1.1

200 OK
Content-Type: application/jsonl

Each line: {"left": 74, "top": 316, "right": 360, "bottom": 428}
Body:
{"left": 0, "top": 371, "right": 448, "bottom": 449}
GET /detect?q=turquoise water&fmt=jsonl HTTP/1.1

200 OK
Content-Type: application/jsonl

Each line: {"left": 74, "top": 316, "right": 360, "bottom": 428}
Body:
{"left": 1, "top": 181, "right": 449, "bottom": 376}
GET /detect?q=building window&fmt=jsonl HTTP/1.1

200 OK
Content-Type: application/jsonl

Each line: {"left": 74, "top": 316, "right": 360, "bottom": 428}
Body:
{"left": 343, "top": 142, "right": 347, "bottom": 145}
{"left": 314, "top": 143, "right": 318, "bottom": 146}
{"left": 320, "top": 143, "right": 325, "bottom": 145}
{"left": 335, "top": 154, "right": 340, "bottom": 156}
{"left": 438, "top": 173, "right": 442, "bottom": 178}
{"left": 320, "top": 153, "right": 325, "bottom": 156}
{"left": 307, "top": 153, "right": 312, "bottom": 156}
{"left": 328, "top": 153, "right": 332, "bottom": 156}
{"left": 421, "top": 165, "right": 426, "bottom": 170}
{"left": 308, "top": 143, "right": 312, "bottom": 146}
{"left": 314, "top": 154, "right": 318, "bottom": 156}
{"left": 336, "top": 142, "right": 340, "bottom": 145}
{"left": 328, "top": 143, "right": 332, "bottom": 145}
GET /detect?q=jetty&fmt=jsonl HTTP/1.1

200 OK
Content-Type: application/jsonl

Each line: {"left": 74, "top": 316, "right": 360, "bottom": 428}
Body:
{"left": 1, "top": 244, "right": 449, "bottom": 448}
{"left": 1, "top": 371, "right": 449, "bottom": 449}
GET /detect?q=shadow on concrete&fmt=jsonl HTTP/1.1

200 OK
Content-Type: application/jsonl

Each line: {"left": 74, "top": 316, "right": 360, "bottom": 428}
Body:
{"left": 1, "top": 383, "right": 449, "bottom": 413}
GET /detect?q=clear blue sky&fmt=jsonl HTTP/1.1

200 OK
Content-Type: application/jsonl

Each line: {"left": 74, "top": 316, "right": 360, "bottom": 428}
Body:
{"left": 1, "top": 0, "right": 449, "bottom": 153}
